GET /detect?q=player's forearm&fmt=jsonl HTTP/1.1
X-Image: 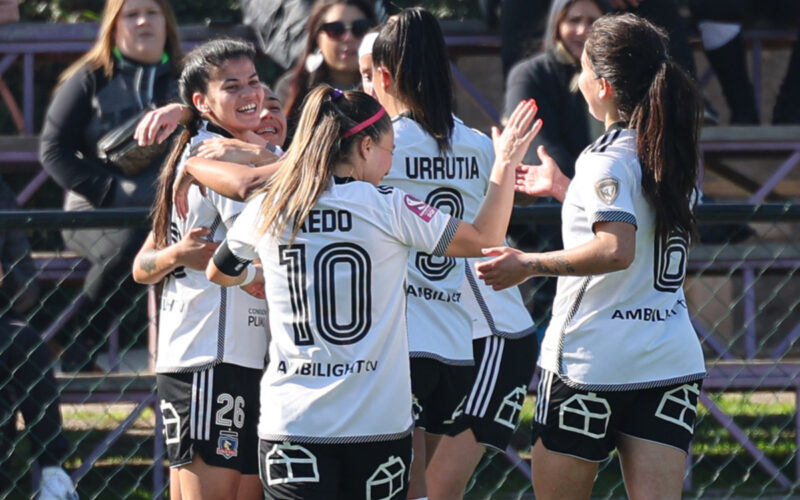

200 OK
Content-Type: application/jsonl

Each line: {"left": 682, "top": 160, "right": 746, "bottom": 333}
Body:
{"left": 133, "top": 246, "right": 181, "bottom": 284}
{"left": 206, "top": 260, "right": 247, "bottom": 287}
{"left": 523, "top": 230, "right": 634, "bottom": 277}
{"left": 185, "top": 157, "right": 280, "bottom": 201}
{"left": 472, "top": 158, "right": 516, "bottom": 245}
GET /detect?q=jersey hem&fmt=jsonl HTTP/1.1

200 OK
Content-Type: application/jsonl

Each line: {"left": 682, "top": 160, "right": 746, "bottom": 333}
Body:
{"left": 473, "top": 326, "right": 537, "bottom": 340}
{"left": 258, "top": 425, "right": 413, "bottom": 444}
{"left": 556, "top": 371, "right": 707, "bottom": 392}
{"left": 409, "top": 352, "right": 473, "bottom": 366}
{"left": 156, "top": 359, "right": 264, "bottom": 374}
{"left": 464, "top": 264, "right": 536, "bottom": 339}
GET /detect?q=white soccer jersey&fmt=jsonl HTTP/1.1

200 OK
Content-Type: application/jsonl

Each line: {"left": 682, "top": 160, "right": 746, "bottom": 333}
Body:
{"left": 462, "top": 263, "right": 535, "bottom": 340}
{"left": 385, "top": 115, "right": 501, "bottom": 362}
{"left": 539, "top": 126, "right": 706, "bottom": 390}
{"left": 223, "top": 179, "right": 458, "bottom": 443}
{"left": 156, "top": 122, "right": 269, "bottom": 373}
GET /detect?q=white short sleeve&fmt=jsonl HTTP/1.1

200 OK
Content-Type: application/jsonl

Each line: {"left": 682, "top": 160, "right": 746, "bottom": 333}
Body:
{"left": 224, "top": 192, "right": 265, "bottom": 262}
{"left": 574, "top": 151, "right": 638, "bottom": 230}
{"left": 383, "top": 187, "right": 458, "bottom": 255}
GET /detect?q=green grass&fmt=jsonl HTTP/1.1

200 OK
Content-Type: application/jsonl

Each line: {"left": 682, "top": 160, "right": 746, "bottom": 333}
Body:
{"left": 466, "top": 392, "right": 799, "bottom": 499}
{"left": 3, "top": 392, "right": 797, "bottom": 499}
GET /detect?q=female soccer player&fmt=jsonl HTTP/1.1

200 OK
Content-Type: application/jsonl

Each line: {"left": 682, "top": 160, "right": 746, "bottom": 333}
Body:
{"left": 476, "top": 13, "right": 706, "bottom": 500}
{"left": 371, "top": 8, "right": 539, "bottom": 498}
{"left": 206, "top": 87, "right": 540, "bottom": 500}
{"left": 131, "top": 38, "right": 269, "bottom": 500}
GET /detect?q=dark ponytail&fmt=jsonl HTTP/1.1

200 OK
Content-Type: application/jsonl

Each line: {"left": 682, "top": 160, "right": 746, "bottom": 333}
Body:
{"left": 151, "top": 125, "right": 194, "bottom": 248}
{"left": 151, "top": 38, "right": 257, "bottom": 248}
{"left": 373, "top": 7, "right": 454, "bottom": 153}
{"left": 631, "top": 60, "right": 701, "bottom": 241}
{"left": 586, "top": 13, "right": 700, "bottom": 241}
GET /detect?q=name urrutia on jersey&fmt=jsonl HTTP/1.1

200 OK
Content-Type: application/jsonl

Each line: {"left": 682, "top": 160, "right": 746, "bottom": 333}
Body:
{"left": 405, "top": 156, "right": 480, "bottom": 179}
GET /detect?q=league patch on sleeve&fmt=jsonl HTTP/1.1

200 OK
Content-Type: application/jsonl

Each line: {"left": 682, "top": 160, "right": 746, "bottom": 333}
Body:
{"left": 404, "top": 194, "right": 437, "bottom": 222}
{"left": 595, "top": 177, "right": 620, "bottom": 205}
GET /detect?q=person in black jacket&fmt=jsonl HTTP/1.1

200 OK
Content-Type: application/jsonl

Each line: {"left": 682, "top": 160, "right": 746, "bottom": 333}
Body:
{"left": 39, "top": 0, "right": 182, "bottom": 371}
{"left": 0, "top": 178, "right": 77, "bottom": 500}
{"left": 502, "top": 0, "right": 606, "bottom": 329}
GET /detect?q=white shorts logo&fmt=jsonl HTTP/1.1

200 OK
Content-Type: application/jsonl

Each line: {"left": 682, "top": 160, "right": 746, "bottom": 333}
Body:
{"left": 444, "top": 396, "right": 466, "bottom": 425}
{"left": 558, "top": 392, "right": 611, "bottom": 439}
{"left": 160, "top": 400, "right": 181, "bottom": 445}
{"left": 655, "top": 383, "right": 700, "bottom": 433}
{"left": 366, "top": 455, "right": 406, "bottom": 500}
{"left": 494, "top": 385, "right": 527, "bottom": 430}
{"left": 265, "top": 443, "right": 320, "bottom": 486}
{"left": 412, "top": 395, "right": 422, "bottom": 421}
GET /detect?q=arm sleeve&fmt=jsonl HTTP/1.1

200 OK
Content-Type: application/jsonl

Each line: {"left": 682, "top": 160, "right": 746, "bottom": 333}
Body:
{"left": 212, "top": 193, "right": 264, "bottom": 274}
{"left": 39, "top": 70, "right": 116, "bottom": 207}
{"left": 574, "top": 153, "right": 638, "bottom": 231}
{"left": 385, "top": 188, "right": 455, "bottom": 255}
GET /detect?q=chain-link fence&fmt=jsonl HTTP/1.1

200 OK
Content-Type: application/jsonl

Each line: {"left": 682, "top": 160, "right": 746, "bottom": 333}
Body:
{"left": 1, "top": 203, "right": 798, "bottom": 499}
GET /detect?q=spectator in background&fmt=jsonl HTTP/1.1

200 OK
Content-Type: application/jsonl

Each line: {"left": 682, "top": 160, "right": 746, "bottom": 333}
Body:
{"left": 690, "top": 0, "right": 800, "bottom": 124}
{"left": 501, "top": 0, "right": 713, "bottom": 121}
{"left": 500, "top": 0, "right": 550, "bottom": 77}
{"left": 503, "top": 0, "right": 606, "bottom": 330}
{"left": 0, "top": 0, "right": 18, "bottom": 25}
{"left": 0, "top": 178, "right": 77, "bottom": 500}
{"left": 39, "top": 0, "right": 182, "bottom": 371}
{"left": 274, "top": 0, "right": 377, "bottom": 144}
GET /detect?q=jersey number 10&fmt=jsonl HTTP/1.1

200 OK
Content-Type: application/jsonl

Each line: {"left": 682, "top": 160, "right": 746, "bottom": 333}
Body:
{"left": 279, "top": 242, "right": 372, "bottom": 346}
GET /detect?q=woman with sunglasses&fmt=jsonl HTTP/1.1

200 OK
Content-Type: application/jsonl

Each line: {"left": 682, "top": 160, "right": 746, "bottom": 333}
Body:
{"left": 274, "top": 0, "right": 376, "bottom": 144}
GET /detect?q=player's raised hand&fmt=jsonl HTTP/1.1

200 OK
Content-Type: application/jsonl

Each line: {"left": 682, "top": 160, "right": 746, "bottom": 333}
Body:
{"left": 491, "top": 99, "right": 542, "bottom": 169}
{"left": 515, "top": 145, "right": 570, "bottom": 202}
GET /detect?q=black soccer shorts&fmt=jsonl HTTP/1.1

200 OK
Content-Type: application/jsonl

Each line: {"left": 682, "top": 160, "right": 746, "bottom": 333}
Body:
{"left": 410, "top": 357, "right": 473, "bottom": 434}
{"left": 445, "top": 334, "right": 538, "bottom": 451}
{"left": 259, "top": 435, "right": 412, "bottom": 500}
{"left": 157, "top": 363, "right": 261, "bottom": 474}
{"left": 532, "top": 370, "right": 703, "bottom": 461}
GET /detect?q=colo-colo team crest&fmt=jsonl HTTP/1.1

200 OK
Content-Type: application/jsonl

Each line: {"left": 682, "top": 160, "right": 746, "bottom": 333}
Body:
{"left": 217, "top": 430, "right": 239, "bottom": 459}
{"left": 595, "top": 177, "right": 619, "bottom": 205}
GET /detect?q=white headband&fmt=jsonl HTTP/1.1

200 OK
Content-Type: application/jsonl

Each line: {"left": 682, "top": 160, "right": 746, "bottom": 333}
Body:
{"left": 358, "top": 32, "right": 379, "bottom": 59}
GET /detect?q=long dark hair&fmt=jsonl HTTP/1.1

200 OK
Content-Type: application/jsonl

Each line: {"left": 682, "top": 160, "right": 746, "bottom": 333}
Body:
{"left": 372, "top": 7, "right": 454, "bottom": 153}
{"left": 585, "top": 13, "right": 700, "bottom": 240}
{"left": 151, "top": 38, "right": 257, "bottom": 248}
{"left": 257, "top": 86, "right": 391, "bottom": 244}
{"left": 283, "top": 0, "right": 377, "bottom": 117}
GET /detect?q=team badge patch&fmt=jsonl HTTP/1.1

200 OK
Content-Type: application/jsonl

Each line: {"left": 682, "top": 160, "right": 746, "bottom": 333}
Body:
{"left": 216, "top": 430, "right": 239, "bottom": 459}
{"left": 404, "top": 194, "right": 437, "bottom": 222}
{"left": 595, "top": 178, "right": 620, "bottom": 205}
